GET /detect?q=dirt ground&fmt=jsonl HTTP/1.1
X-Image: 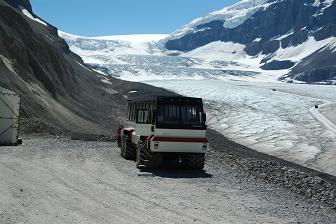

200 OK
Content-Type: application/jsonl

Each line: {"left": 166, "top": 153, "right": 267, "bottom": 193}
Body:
{"left": 1, "top": 135, "right": 336, "bottom": 224}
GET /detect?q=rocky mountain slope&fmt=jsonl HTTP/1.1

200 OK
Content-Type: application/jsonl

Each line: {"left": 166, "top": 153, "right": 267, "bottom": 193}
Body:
{"left": 0, "top": 0, "right": 171, "bottom": 134}
{"left": 164, "top": 0, "right": 336, "bottom": 84}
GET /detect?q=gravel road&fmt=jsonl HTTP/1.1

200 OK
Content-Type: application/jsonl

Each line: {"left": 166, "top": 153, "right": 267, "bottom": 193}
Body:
{"left": 1, "top": 135, "right": 336, "bottom": 224}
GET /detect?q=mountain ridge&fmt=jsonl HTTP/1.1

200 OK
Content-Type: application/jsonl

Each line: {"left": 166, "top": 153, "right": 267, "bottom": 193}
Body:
{"left": 163, "top": 0, "right": 336, "bottom": 83}
{"left": 3, "top": 0, "right": 32, "bottom": 13}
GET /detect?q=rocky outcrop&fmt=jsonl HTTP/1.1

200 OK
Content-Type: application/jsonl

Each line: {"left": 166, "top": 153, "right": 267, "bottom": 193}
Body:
{"left": 281, "top": 45, "right": 336, "bottom": 83}
{"left": 260, "top": 60, "right": 295, "bottom": 70}
{"left": 3, "top": 0, "right": 32, "bottom": 13}
{"left": 164, "top": 0, "right": 336, "bottom": 83}
{"left": 288, "top": 67, "right": 336, "bottom": 83}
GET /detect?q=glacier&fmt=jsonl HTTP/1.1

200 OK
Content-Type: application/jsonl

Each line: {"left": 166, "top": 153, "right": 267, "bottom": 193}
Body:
{"left": 146, "top": 80, "right": 336, "bottom": 176}
{"left": 58, "top": 0, "right": 336, "bottom": 175}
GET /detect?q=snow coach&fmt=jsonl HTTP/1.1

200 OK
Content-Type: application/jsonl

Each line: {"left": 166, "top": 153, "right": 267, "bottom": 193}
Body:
{"left": 117, "top": 96, "right": 208, "bottom": 170}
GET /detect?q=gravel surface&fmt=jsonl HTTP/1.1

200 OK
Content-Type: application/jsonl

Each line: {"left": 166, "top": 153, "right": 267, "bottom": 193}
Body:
{"left": 207, "top": 129, "right": 336, "bottom": 208}
{"left": 1, "top": 134, "right": 336, "bottom": 224}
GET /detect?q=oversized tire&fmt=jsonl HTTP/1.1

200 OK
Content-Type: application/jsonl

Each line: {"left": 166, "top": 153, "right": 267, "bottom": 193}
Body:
{"left": 121, "top": 137, "right": 136, "bottom": 160}
{"left": 117, "top": 137, "right": 121, "bottom": 148}
{"left": 136, "top": 141, "right": 162, "bottom": 170}
{"left": 181, "top": 153, "right": 205, "bottom": 170}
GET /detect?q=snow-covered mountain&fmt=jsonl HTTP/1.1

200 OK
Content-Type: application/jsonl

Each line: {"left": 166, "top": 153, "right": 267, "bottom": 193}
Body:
{"left": 164, "top": 0, "right": 336, "bottom": 84}
{"left": 60, "top": 0, "right": 336, "bottom": 84}
{"left": 60, "top": 31, "right": 279, "bottom": 82}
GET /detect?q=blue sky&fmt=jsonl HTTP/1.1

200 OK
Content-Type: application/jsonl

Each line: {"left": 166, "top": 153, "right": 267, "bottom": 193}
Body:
{"left": 30, "top": 0, "right": 240, "bottom": 36}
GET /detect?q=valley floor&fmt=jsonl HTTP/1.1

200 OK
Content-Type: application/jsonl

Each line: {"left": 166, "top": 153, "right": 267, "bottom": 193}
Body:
{"left": 1, "top": 135, "right": 336, "bottom": 224}
{"left": 145, "top": 80, "right": 336, "bottom": 176}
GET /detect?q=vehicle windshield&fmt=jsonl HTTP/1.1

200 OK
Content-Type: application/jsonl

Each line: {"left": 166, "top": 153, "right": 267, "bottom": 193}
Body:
{"left": 156, "top": 104, "right": 205, "bottom": 129}
{"left": 181, "top": 105, "right": 203, "bottom": 127}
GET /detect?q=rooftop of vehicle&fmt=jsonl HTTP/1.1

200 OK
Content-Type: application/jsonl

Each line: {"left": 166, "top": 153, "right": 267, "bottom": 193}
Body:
{"left": 128, "top": 96, "right": 203, "bottom": 103}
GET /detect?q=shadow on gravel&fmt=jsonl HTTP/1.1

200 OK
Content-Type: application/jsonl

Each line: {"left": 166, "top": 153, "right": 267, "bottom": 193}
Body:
{"left": 71, "top": 132, "right": 115, "bottom": 142}
{"left": 139, "top": 160, "right": 213, "bottom": 179}
{"left": 150, "top": 170, "right": 212, "bottom": 179}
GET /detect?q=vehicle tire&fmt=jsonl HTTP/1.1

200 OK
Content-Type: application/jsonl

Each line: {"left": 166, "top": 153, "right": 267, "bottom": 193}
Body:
{"left": 136, "top": 142, "right": 146, "bottom": 169}
{"left": 136, "top": 141, "right": 162, "bottom": 170}
{"left": 121, "top": 138, "right": 136, "bottom": 160}
{"left": 181, "top": 153, "right": 205, "bottom": 170}
{"left": 147, "top": 153, "right": 163, "bottom": 170}
{"left": 117, "top": 137, "right": 121, "bottom": 148}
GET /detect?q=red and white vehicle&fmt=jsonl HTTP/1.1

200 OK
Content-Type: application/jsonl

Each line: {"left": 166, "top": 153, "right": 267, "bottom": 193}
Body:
{"left": 117, "top": 96, "right": 208, "bottom": 170}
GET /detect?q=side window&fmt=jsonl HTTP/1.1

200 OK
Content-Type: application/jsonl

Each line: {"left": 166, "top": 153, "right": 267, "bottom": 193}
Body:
{"left": 157, "top": 105, "right": 179, "bottom": 124}
{"left": 126, "top": 105, "right": 129, "bottom": 120}
{"left": 127, "top": 104, "right": 131, "bottom": 120}
{"left": 129, "top": 104, "right": 132, "bottom": 121}
{"left": 181, "top": 106, "right": 202, "bottom": 125}
{"left": 136, "top": 109, "right": 149, "bottom": 124}
{"left": 131, "top": 104, "right": 135, "bottom": 121}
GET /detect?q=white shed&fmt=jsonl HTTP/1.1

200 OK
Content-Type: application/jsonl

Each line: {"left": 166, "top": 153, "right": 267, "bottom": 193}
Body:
{"left": 0, "top": 87, "right": 21, "bottom": 146}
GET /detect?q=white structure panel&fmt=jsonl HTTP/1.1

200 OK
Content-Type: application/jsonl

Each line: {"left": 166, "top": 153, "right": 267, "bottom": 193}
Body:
{"left": 155, "top": 129, "right": 206, "bottom": 138}
{"left": 151, "top": 141, "right": 208, "bottom": 153}
{"left": 0, "top": 88, "right": 20, "bottom": 145}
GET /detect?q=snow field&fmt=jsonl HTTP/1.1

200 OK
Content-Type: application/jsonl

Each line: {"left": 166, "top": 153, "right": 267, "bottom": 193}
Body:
{"left": 60, "top": 30, "right": 336, "bottom": 83}
{"left": 146, "top": 80, "right": 336, "bottom": 176}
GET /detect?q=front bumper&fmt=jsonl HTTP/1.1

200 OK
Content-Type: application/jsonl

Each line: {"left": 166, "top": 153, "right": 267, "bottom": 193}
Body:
{"left": 150, "top": 138, "right": 208, "bottom": 153}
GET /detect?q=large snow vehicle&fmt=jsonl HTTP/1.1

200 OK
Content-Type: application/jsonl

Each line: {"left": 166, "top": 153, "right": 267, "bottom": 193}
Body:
{"left": 117, "top": 96, "right": 208, "bottom": 170}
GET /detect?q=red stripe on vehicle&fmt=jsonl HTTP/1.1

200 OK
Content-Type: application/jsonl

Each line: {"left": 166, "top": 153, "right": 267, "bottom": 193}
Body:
{"left": 152, "top": 137, "right": 208, "bottom": 143}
